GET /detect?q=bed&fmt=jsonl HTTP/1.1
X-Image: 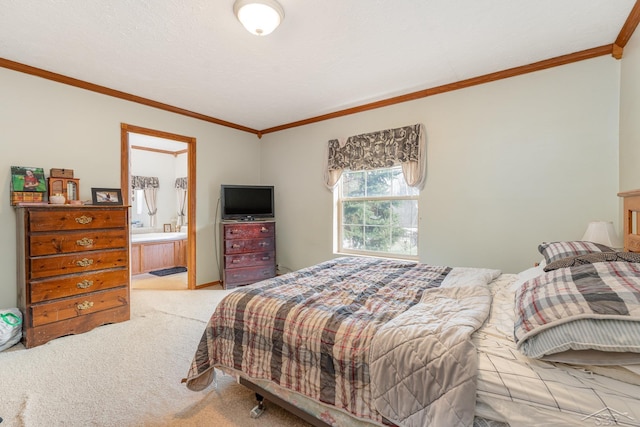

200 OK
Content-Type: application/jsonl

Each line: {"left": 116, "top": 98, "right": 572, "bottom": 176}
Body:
{"left": 184, "top": 189, "right": 640, "bottom": 426}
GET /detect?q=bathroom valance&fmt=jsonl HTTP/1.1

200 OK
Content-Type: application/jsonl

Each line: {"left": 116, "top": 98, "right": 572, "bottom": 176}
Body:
{"left": 175, "top": 177, "right": 188, "bottom": 190}
{"left": 324, "top": 123, "right": 426, "bottom": 190}
{"left": 131, "top": 176, "right": 159, "bottom": 190}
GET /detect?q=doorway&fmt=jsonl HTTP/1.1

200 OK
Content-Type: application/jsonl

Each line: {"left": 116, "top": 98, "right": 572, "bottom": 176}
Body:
{"left": 120, "top": 123, "right": 197, "bottom": 290}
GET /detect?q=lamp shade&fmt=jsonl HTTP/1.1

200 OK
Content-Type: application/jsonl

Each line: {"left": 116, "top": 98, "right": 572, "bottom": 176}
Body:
{"left": 234, "top": 0, "right": 284, "bottom": 36}
{"left": 581, "top": 221, "right": 621, "bottom": 248}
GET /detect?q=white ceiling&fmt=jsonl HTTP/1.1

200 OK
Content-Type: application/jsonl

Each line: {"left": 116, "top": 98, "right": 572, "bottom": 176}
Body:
{"left": 0, "top": 1, "right": 635, "bottom": 131}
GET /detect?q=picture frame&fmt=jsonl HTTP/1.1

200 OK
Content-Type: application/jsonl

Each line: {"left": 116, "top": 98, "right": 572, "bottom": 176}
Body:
{"left": 10, "top": 166, "right": 47, "bottom": 206}
{"left": 163, "top": 224, "right": 172, "bottom": 232}
{"left": 91, "top": 188, "right": 123, "bottom": 205}
{"left": 11, "top": 166, "right": 47, "bottom": 192}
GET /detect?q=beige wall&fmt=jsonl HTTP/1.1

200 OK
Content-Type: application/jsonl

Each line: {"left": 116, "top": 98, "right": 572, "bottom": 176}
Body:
{"left": 620, "top": 29, "right": 640, "bottom": 192}
{"left": 0, "top": 68, "right": 261, "bottom": 308}
{"left": 0, "top": 50, "right": 630, "bottom": 309}
{"left": 261, "top": 56, "right": 621, "bottom": 275}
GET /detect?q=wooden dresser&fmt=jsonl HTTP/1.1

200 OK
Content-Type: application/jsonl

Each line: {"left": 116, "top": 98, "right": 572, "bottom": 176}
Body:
{"left": 16, "top": 205, "right": 130, "bottom": 348}
{"left": 222, "top": 221, "right": 276, "bottom": 289}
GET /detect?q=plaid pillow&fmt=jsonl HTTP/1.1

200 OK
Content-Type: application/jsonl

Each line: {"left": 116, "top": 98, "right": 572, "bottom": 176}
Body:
{"left": 544, "top": 251, "right": 640, "bottom": 271}
{"left": 538, "top": 241, "right": 614, "bottom": 265}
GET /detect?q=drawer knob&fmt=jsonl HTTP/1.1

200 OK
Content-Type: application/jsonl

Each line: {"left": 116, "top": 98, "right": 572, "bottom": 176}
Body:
{"left": 232, "top": 244, "right": 241, "bottom": 249}
{"left": 258, "top": 242, "right": 269, "bottom": 247}
{"left": 76, "top": 301, "right": 94, "bottom": 310}
{"left": 75, "top": 215, "right": 93, "bottom": 224}
{"left": 232, "top": 259, "right": 240, "bottom": 264}
{"left": 76, "top": 258, "right": 94, "bottom": 267}
{"left": 76, "top": 237, "right": 94, "bottom": 247}
{"left": 77, "top": 280, "right": 94, "bottom": 289}
{"left": 260, "top": 227, "right": 268, "bottom": 233}
{"left": 262, "top": 256, "right": 270, "bottom": 260}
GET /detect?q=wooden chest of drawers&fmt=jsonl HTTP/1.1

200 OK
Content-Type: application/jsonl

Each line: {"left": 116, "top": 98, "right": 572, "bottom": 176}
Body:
{"left": 222, "top": 221, "right": 276, "bottom": 289}
{"left": 16, "top": 206, "right": 130, "bottom": 348}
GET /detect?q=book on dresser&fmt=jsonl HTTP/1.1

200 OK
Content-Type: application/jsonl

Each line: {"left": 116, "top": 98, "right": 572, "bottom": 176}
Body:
{"left": 221, "top": 220, "right": 276, "bottom": 289}
{"left": 15, "top": 205, "right": 130, "bottom": 348}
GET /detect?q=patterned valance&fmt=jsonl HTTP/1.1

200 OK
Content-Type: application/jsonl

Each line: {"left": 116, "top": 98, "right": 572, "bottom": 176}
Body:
{"left": 131, "top": 176, "right": 159, "bottom": 190}
{"left": 175, "top": 177, "right": 188, "bottom": 190}
{"left": 324, "top": 123, "right": 426, "bottom": 189}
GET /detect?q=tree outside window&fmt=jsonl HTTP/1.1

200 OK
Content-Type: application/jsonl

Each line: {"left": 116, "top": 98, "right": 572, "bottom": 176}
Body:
{"left": 338, "top": 166, "right": 418, "bottom": 258}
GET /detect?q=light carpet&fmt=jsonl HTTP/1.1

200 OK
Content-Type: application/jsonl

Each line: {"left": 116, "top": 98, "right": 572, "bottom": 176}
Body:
{"left": 0, "top": 289, "right": 311, "bottom": 427}
{"left": 131, "top": 272, "right": 188, "bottom": 290}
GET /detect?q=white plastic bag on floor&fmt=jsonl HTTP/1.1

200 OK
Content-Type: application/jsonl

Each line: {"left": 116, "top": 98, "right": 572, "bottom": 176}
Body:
{"left": 0, "top": 308, "right": 22, "bottom": 352}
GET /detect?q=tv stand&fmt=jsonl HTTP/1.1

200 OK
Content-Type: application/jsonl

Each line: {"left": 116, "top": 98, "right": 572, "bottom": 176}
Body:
{"left": 221, "top": 220, "right": 276, "bottom": 289}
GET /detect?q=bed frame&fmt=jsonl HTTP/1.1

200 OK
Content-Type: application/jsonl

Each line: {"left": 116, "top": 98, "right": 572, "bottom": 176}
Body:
{"left": 238, "top": 375, "right": 396, "bottom": 427}
{"left": 240, "top": 378, "right": 333, "bottom": 427}
{"left": 619, "top": 189, "right": 640, "bottom": 252}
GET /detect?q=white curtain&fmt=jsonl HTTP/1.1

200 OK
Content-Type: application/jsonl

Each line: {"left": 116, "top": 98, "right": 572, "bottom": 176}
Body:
{"left": 144, "top": 188, "right": 158, "bottom": 228}
{"left": 175, "top": 177, "right": 187, "bottom": 227}
{"left": 324, "top": 123, "right": 426, "bottom": 190}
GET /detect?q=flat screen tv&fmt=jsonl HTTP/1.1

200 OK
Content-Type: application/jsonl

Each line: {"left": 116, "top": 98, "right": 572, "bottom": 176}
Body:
{"left": 221, "top": 185, "right": 275, "bottom": 221}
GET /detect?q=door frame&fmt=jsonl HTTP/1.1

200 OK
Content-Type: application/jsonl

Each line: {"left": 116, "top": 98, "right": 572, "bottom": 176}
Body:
{"left": 120, "top": 123, "right": 197, "bottom": 289}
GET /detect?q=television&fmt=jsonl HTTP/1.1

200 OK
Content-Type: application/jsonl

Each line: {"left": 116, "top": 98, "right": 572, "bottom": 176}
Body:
{"left": 220, "top": 185, "right": 275, "bottom": 221}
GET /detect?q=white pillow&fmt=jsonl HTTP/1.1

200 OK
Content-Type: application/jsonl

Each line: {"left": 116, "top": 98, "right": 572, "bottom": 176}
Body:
{"left": 489, "top": 264, "right": 546, "bottom": 340}
{"left": 509, "top": 264, "right": 545, "bottom": 292}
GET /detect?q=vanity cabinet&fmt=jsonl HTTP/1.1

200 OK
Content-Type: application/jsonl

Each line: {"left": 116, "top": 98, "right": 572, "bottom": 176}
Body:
{"left": 130, "top": 239, "right": 187, "bottom": 275}
{"left": 16, "top": 205, "right": 130, "bottom": 348}
{"left": 222, "top": 221, "right": 276, "bottom": 289}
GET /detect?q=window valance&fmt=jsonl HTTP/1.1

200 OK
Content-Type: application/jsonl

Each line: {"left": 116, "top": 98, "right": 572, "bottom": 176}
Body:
{"left": 131, "top": 176, "right": 159, "bottom": 190}
{"left": 324, "top": 123, "right": 426, "bottom": 190}
{"left": 174, "top": 177, "right": 188, "bottom": 190}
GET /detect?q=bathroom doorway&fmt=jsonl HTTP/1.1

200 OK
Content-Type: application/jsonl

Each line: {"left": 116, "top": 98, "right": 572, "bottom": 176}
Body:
{"left": 120, "top": 123, "right": 196, "bottom": 290}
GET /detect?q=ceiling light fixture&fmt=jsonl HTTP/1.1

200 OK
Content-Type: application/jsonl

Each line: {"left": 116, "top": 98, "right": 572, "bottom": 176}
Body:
{"left": 233, "top": 0, "right": 284, "bottom": 36}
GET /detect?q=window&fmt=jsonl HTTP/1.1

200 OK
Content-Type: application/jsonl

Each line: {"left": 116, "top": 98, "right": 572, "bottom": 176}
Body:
{"left": 337, "top": 166, "right": 418, "bottom": 259}
{"left": 135, "top": 189, "right": 144, "bottom": 215}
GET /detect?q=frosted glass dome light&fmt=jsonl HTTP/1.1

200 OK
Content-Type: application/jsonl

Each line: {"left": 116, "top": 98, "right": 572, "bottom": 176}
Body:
{"left": 233, "top": 0, "right": 284, "bottom": 36}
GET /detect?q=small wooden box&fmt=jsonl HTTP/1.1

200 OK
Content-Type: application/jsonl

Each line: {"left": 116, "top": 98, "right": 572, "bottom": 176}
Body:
{"left": 12, "top": 191, "right": 44, "bottom": 205}
{"left": 50, "top": 168, "right": 74, "bottom": 178}
{"left": 48, "top": 177, "right": 80, "bottom": 202}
